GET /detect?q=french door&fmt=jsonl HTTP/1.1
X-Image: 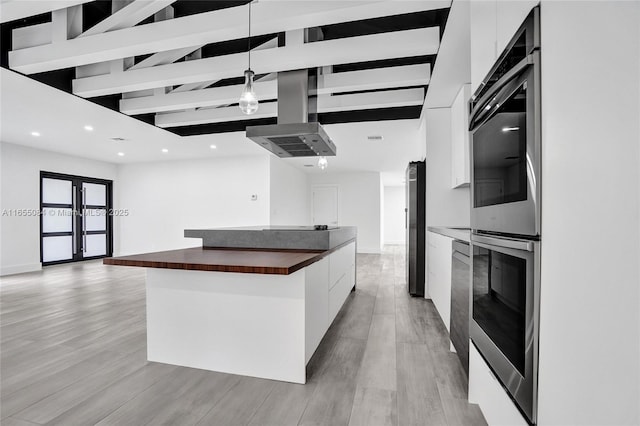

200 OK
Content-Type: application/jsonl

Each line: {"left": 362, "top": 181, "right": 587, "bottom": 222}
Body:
{"left": 40, "top": 171, "right": 113, "bottom": 265}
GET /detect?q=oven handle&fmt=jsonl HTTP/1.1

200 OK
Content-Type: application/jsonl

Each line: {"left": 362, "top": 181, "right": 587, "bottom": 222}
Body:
{"left": 471, "top": 234, "right": 534, "bottom": 252}
{"left": 469, "top": 54, "right": 535, "bottom": 129}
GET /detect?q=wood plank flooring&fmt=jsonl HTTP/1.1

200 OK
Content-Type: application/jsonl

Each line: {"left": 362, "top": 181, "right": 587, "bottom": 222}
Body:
{"left": 1, "top": 246, "right": 486, "bottom": 426}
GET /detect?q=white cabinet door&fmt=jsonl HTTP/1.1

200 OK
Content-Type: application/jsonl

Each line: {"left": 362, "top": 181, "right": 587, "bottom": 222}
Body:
{"left": 312, "top": 185, "right": 338, "bottom": 226}
{"left": 470, "top": 0, "right": 538, "bottom": 93}
{"left": 496, "top": 1, "right": 539, "bottom": 55}
{"left": 427, "top": 232, "right": 453, "bottom": 331}
{"left": 328, "top": 241, "right": 356, "bottom": 323}
{"left": 451, "top": 84, "right": 471, "bottom": 188}
{"left": 470, "top": 0, "right": 498, "bottom": 93}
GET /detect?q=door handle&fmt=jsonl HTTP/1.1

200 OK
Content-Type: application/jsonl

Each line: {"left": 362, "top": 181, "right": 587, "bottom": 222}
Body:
{"left": 72, "top": 185, "right": 77, "bottom": 255}
{"left": 81, "top": 187, "right": 87, "bottom": 253}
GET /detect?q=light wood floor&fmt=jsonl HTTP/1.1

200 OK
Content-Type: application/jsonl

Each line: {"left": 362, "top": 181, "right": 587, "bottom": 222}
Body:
{"left": 0, "top": 246, "right": 486, "bottom": 426}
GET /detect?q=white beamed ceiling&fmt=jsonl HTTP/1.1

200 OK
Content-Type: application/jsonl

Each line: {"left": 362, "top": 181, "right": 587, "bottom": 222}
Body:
{"left": 8, "top": 0, "right": 449, "bottom": 74}
{"left": 1, "top": 0, "right": 450, "bottom": 185}
{"left": 0, "top": 68, "right": 422, "bottom": 186}
{"left": 120, "top": 64, "right": 430, "bottom": 115}
{"left": 72, "top": 27, "right": 438, "bottom": 98}
{"left": 154, "top": 88, "right": 425, "bottom": 127}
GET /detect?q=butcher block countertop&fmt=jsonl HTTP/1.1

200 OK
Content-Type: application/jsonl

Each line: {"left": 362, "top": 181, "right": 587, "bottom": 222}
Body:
{"left": 103, "top": 241, "right": 354, "bottom": 275}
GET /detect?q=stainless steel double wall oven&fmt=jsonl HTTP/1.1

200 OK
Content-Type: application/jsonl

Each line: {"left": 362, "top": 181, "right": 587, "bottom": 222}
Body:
{"left": 468, "top": 7, "right": 541, "bottom": 424}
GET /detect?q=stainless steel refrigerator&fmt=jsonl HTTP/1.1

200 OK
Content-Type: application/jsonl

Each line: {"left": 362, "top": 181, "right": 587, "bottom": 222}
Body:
{"left": 405, "top": 161, "right": 425, "bottom": 296}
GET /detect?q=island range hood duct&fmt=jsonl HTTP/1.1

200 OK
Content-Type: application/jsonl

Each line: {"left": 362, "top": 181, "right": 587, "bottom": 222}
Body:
{"left": 246, "top": 68, "right": 336, "bottom": 158}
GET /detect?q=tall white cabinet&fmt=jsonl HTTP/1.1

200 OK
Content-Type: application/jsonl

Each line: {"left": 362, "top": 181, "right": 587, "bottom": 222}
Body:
{"left": 450, "top": 84, "right": 471, "bottom": 189}
{"left": 470, "top": 0, "right": 539, "bottom": 92}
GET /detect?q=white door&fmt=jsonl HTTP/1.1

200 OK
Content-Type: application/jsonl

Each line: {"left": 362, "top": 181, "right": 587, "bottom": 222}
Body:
{"left": 312, "top": 185, "right": 338, "bottom": 226}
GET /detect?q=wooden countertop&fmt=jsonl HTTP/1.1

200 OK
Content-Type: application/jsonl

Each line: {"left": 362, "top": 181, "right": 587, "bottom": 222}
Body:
{"left": 103, "top": 242, "right": 353, "bottom": 275}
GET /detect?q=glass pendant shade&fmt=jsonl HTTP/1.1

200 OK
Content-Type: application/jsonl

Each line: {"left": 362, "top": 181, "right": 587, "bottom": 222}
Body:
{"left": 239, "top": 69, "right": 258, "bottom": 115}
{"left": 318, "top": 156, "right": 328, "bottom": 170}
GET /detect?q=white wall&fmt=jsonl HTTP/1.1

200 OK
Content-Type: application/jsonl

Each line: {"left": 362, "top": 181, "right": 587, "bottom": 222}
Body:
{"left": 309, "top": 172, "right": 382, "bottom": 253}
{"left": 383, "top": 186, "right": 405, "bottom": 245}
{"left": 268, "top": 157, "right": 309, "bottom": 226}
{"left": 537, "top": 2, "right": 640, "bottom": 425}
{"left": 116, "top": 156, "right": 270, "bottom": 255}
{"left": 0, "top": 142, "right": 118, "bottom": 275}
{"left": 424, "top": 108, "right": 471, "bottom": 228}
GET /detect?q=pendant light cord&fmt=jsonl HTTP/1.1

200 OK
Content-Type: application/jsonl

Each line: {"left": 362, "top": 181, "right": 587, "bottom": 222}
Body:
{"left": 248, "top": 1, "right": 252, "bottom": 70}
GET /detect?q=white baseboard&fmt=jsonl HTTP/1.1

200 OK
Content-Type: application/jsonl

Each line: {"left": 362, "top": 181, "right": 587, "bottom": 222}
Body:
{"left": 1, "top": 263, "right": 42, "bottom": 277}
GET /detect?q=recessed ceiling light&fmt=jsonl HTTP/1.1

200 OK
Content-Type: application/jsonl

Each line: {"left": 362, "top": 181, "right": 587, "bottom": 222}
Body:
{"left": 84, "top": 125, "right": 94, "bottom": 131}
{"left": 501, "top": 126, "right": 520, "bottom": 132}
{"left": 31, "top": 131, "right": 40, "bottom": 137}
{"left": 117, "top": 152, "right": 125, "bottom": 156}
{"left": 162, "top": 148, "right": 169, "bottom": 153}
{"left": 210, "top": 144, "right": 217, "bottom": 149}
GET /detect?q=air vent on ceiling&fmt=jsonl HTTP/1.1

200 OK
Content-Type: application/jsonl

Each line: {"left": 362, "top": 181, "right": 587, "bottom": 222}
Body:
{"left": 367, "top": 135, "right": 384, "bottom": 141}
{"left": 110, "top": 137, "right": 127, "bottom": 141}
{"left": 303, "top": 164, "right": 314, "bottom": 167}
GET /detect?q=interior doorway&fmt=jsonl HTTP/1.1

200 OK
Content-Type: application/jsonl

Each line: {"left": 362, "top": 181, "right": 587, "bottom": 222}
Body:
{"left": 40, "top": 171, "right": 113, "bottom": 265}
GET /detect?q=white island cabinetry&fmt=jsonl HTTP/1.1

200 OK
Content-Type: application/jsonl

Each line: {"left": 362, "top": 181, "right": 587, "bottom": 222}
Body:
{"left": 427, "top": 231, "right": 453, "bottom": 331}
{"left": 107, "top": 226, "right": 358, "bottom": 385}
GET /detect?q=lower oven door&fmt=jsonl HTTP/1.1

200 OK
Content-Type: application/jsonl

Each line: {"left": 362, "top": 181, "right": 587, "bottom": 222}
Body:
{"left": 470, "top": 233, "right": 539, "bottom": 424}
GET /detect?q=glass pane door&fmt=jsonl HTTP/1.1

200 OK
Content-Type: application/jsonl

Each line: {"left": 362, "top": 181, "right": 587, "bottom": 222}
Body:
{"left": 81, "top": 182, "right": 108, "bottom": 258}
{"left": 40, "top": 172, "right": 113, "bottom": 265}
{"left": 41, "top": 178, "right": 74, "bottom": 263}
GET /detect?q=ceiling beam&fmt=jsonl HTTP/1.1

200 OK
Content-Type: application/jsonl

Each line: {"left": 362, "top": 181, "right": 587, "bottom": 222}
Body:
{"left": 8, "top": 0, "right": 450, "bottom": 74}
{"left": 127, "top": 45, "right": 201, "bottom": 70}
{"left": 73, "top": 27, "right": 439, "bottom": 98}
{"left": 156, "top": 102, "right": 280, "bottom": 127}
{"left": 120, "top": 80, "right": 278, "bottom": 114}
{"left": 119, "top": 64, "right": 430, "bottom": 115}
{"left": 317, "top": 88, "right": 424, "bottom": 113}
{"left": 317, "top": 64, "right": 430, "bottom": 95}
{"left": 0, "top": 0, "right": 93, "bottom": 24}
{"left": 154, "top": 88, "right": 424, "bottom": 128}
{"left": 78, "top": 0, "right": 175, "bottom": 38}
{"left": 166, "top": 36, "right": 278, "bottom": 93}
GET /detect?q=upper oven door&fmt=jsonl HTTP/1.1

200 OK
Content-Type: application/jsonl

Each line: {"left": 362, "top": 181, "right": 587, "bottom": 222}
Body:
{"left": 469, "top": 7, "right": 541, "bottom": 238}
{"left": 469, "top": 56, "right": 540, "bottom": 237}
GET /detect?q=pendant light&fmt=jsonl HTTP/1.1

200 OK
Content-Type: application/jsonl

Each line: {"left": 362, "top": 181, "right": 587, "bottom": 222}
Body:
{"left": 239, "top": 1, "right": 258, "bottom": 115}
{"left": 318, "top": 156, "right": 328, "bottom": 170}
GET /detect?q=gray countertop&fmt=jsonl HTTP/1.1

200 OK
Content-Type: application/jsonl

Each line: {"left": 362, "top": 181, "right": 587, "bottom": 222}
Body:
{"left": 185, "top": 226, "right": 357, "bottom": 251}
{"left": 427, "top": 226, "right": 471, "bottom": 242}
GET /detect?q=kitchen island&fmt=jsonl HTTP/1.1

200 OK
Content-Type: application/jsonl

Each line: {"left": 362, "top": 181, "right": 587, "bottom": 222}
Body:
{"left": 104, "top": 226, "right": 357, "bottom": 384}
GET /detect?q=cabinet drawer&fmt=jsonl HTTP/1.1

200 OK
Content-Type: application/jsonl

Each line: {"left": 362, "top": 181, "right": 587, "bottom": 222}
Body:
{"left": 329, "top": 242, "right": 355, "bottom": 288}
{"left": 329, "top": 273, "right": 351, "bottom": 323}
